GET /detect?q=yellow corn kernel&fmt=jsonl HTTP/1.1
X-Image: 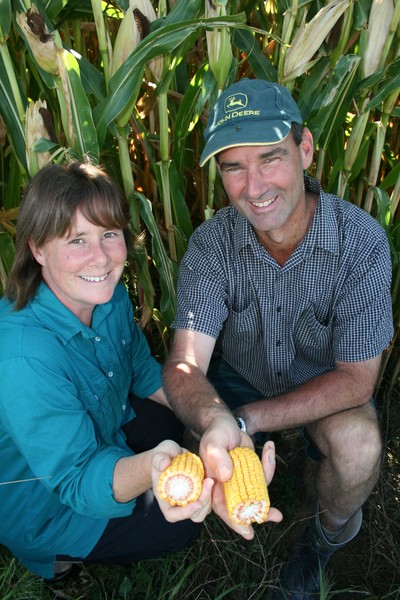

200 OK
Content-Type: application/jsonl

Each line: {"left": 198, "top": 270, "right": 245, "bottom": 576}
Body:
{"left": 158, "top": 452, "right": 204, "bottom": 506}
{"left": 224, "top": 447, "right": 270, "bottom": 525}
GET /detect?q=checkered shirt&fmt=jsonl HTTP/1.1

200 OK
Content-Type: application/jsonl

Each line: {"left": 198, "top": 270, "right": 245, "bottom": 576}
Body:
{"left": 172, "top": 176, "right": 394, "bottom": 397}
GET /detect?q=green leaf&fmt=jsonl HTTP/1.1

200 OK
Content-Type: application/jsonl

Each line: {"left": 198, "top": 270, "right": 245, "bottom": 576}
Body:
{"left": 137, "top": 191, "right": 178, "bottom": 326}
{"left": 0, "top": 231, "right": 15, "bottom": 294}
{"left": 307, "top": 54, "right": 361, "bottom": 148}
{"left": 0, "top": 54, "right": 27, "bottom": 173}
{"left": 233, "top": 28, "right": 278, "bottom": 82}
{"left": 93, "top": 15, "right": 247, "bottom": 146}
{"left": 59, "top": 50, "right": 100, "bottom": 162}
{"left": 0, "top": 0, "right": 12, "bottom": 40}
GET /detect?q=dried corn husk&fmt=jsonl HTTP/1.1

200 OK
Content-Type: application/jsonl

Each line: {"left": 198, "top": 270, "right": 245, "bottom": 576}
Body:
{"left": 362, "top": 0, "right": 394, "bottom": 78}
{"left": 283, "top": 0, "right": 350, "bottom": 82}
{"left": 25, "top": 100, "right": 53, "bottom": 176}
{"left": 16, "top": 6, "right": 60, "bottom": 76}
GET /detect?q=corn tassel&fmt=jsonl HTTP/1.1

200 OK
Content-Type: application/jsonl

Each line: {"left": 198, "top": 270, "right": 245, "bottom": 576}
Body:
{"left": 283, "top": 0, "right": 350, "bottom": 82}
{"left": 224, "top": 447, "right": 270, "bottom": 525}
{"left": 158, "top": 452, "right": 204, "bottom": 506}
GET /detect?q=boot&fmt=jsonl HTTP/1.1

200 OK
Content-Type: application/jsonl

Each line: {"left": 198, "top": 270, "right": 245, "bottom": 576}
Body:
{"left": 266, "top": 507, "right": 362, "bottom": 600}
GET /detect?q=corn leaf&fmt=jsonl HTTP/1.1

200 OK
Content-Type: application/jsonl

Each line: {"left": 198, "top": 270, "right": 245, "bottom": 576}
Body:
{"left": 233, "top": 28, "right": 278, "bottom": 82}
{"left": 307, "top": 54, "right": 361, "bottom": 148}
{"left": 59, "top": 50, "right": 100, "bottom": 161}
{"left": 137, "top": 191, "right": 178, "bottom": 326}
{"left": 0, "top": 0, "right": 12, "bottom": 40}
{"left": 0, "top": 55, "right": 27, "bottom": 173}
{"left": 93, "top": 15, "right": 247, "bottom": 146}
{"left": 0, "top": 231, "right": 15, "bottom": 294}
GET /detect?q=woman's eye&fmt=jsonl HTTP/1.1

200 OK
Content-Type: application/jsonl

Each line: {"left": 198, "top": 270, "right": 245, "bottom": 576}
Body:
{"left": 69, "top": 238, "right": 84, "bottom": 245}
{"left": 104, "top": 231, "right": 118, "bottom": 239}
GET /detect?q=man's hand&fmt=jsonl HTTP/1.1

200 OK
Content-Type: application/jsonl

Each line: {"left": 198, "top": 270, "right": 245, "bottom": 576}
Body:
{"left": 151, "top": 440, "right": 214, "bottom": 523}
{"left": 198, "top": 416, "right": 283, "bottom": 538}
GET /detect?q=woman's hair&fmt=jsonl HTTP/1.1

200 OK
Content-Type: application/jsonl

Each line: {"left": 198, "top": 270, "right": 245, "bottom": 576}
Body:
{"left": 5, "top": 161, "right": 133, "bottom": 310}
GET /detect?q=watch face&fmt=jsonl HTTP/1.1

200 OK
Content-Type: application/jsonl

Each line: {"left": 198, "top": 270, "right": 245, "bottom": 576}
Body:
{"left": 236, "top": 417, "right": 246, "bottom": 432}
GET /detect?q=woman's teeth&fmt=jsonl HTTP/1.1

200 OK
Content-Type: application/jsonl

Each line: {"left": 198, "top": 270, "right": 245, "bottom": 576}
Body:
{"left": 80, "top": 274, "right": 108, "bottom": 282}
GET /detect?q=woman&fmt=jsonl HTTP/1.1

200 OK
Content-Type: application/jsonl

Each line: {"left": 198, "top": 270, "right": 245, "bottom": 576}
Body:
{"left": 0, "top": 161, "right": 214, "bottom": 580}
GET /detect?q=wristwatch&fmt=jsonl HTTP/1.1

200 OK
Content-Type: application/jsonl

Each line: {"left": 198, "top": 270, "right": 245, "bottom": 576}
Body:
{"left": 236, "top": 416, "right": 247, "bottom": 433}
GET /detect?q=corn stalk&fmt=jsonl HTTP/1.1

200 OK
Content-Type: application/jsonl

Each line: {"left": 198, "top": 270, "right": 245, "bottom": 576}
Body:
{"left": 0, "top": 0, "right": 399, "bottom": 384}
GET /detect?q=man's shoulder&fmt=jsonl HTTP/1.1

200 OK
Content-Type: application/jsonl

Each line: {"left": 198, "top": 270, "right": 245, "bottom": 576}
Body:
{"left": 193, "top": 205, "right": 238, "bottom": 238}
{"left": 320, "top": 187, "right": 386, "bottom": 241}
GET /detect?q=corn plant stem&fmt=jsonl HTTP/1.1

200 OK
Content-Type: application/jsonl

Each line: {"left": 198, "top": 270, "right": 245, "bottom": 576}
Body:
{"left": 379, "top": 0, "right": 400, "bottom": 73}
{"left": 117, "top": 125, "right": 140, "bottom": 233}
{"left": 206, "top": 157, "right": 217, "bottom": 220}
{"left": 278, "top": 0, "right": 298, "bottom": 81}
{"left": 0, "top": 43, "right": 25, "bottom": 121}
{"left": 158, "top": 92, "right": 177, "bottom": 262}
{"left": 364, "top": 90, "right": 399, "bottom": 213}
{"left": 390, "top": 170, "right": 400, "bottom": 217}
{"left": 330, "top": 3, "right": 354, "bottom": 67}
{"left": 90, "top": 0, "right": 110, "bottom": 89}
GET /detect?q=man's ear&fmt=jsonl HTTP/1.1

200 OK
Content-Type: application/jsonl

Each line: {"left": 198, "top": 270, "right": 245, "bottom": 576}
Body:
{"left": 28, "top": 239, "right": 45, "bottom": 266}
{"left": 300, "top": 128, "right": 314, "bottom": 170}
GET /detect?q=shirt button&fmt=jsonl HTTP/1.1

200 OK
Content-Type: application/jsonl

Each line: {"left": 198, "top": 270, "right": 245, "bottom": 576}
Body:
{"left": 108, "top": 371, "right": 114, "bottom": 378}
{"left": 95, "top": 336, "right": 101, "bottom": 342}
{"left": 121, "top": 339, "right": 126, "bottom": 345}
{"left": 277, "top": 372, "right": 282, "bottom": 377}
{"left": 276, "top": 340, "right": 281, "bottom": 347}
{"left": 276, "top": 306, "right": 282, "bottom": 312}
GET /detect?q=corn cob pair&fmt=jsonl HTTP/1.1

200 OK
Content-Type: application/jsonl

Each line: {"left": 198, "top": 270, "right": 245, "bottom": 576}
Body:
{"left": 158, "top": 447, "right": 270, "bottom": 524}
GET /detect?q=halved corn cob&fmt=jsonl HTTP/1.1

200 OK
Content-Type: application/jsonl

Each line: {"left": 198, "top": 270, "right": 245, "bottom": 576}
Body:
{"left": 224, "top": 447, "right": 270, "bottom": 525}
{"left": 158, "top": 452, "right": 204, "bottom": 506}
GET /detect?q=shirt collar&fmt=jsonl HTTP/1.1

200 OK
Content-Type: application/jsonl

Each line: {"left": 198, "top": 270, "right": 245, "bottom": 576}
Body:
{"left": 30, "top": 282, "right": 112, "bottom": 343}
{"left": 233, "top": 176, "right": 339, "bottom": 258}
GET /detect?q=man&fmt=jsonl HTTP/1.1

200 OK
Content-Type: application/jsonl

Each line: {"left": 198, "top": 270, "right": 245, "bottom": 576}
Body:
{"left": 163, "top": 78, "right": 393, "bottom": 599}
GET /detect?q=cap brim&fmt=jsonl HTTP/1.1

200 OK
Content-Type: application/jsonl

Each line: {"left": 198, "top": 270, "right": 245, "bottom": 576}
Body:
{"left": 200, "top": 119, "right": 292, "bottom": 167}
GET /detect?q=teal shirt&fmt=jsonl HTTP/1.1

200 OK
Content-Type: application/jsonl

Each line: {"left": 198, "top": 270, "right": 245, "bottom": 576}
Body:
{"left": 0, "top": 282, "right": 162, "bottom": 578}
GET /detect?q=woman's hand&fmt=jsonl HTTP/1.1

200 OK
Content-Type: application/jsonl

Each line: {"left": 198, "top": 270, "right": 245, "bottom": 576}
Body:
{"left": 151, "top": 440, "right": 214, "bottom": 523}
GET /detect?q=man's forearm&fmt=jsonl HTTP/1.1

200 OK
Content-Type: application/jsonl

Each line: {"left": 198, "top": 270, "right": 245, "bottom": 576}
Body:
{"left": 163, "top": 359, "right": 234, "bottom": 436}
{"left": 239, "top": 357, "right": 381, "bottom": 435}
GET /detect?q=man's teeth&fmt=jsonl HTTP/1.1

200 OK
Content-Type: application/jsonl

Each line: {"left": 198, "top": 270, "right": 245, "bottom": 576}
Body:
{"left": 252, "top": 196, "right": 276, "bottom": 207}
{"left": 80, "top": 274, "right": 108, "bottom": 282}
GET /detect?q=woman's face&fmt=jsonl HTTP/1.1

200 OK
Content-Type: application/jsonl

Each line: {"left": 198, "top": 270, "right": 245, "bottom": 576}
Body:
{"left": 30, "top": 209, "right": 127, "bottom": 325}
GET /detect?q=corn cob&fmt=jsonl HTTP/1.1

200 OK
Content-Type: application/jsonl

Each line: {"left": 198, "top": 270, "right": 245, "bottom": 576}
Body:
{"left": 224, "top": 447, "right": 270, "bottom": 525}
{"left": 158, "top": 452, "right": 204, "bottom": 506}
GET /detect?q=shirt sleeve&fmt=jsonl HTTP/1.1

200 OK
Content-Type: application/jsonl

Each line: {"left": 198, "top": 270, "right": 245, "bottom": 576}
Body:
{"left": 0, "top": 352, "right": 135, "bottom": 519}
{"left": 173, "top": 228, "right": 229, "bottom": 338}
{"left": 332, "top": 232, "right": 394, "bottom": 362}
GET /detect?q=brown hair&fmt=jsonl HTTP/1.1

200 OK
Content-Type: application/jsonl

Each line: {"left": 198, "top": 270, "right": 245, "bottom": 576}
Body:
{"left": 5, "top": 161, "right": 133, "bottom": 310}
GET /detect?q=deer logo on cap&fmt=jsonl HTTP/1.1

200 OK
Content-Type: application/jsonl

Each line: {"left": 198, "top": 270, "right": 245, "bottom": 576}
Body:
{"left": 225, "top": 93, "right": 247, "bottom": 112}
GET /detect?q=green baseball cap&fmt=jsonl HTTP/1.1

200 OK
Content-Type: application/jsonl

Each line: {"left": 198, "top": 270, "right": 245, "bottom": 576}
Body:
{"left": 200, "top": 78, "right": 303, "bottom": 166}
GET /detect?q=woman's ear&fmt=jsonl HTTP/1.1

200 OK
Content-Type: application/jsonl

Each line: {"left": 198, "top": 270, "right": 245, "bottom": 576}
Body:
{"left": 28, "top": 239, "right": 45, "bottom": 266}
{"left": 300, "top": 127, "right": 314, "bottom": 170}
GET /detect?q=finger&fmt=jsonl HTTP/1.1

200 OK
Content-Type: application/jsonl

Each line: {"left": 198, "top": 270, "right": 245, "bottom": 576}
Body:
{"left": 201, "top": 444, "right": 233, "bottom": 482}
{"left": 267, "top": 507, "right": 283, "bottom": 523}
{"left": 261, "top": 440, "right": 276, "bottom": 486}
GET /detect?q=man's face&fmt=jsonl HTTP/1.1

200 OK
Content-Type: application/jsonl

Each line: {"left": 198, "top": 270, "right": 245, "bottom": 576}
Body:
{"left": 217, "top": 129, "right": 314, "bottom": 239}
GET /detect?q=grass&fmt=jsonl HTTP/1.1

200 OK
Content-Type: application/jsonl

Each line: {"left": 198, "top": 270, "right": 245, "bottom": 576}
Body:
{"left": 1, "top": 387, "right": 399, "bottom": 600}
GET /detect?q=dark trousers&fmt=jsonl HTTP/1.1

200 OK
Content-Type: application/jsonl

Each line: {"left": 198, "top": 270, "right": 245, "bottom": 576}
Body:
{"left": 58, "top": 397, "right": 201, "bottom": 565}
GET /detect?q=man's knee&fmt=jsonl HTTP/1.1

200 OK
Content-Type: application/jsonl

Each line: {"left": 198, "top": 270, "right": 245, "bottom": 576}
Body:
{"left": 308, "top": 405, "right": 382, "bottom": 475}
